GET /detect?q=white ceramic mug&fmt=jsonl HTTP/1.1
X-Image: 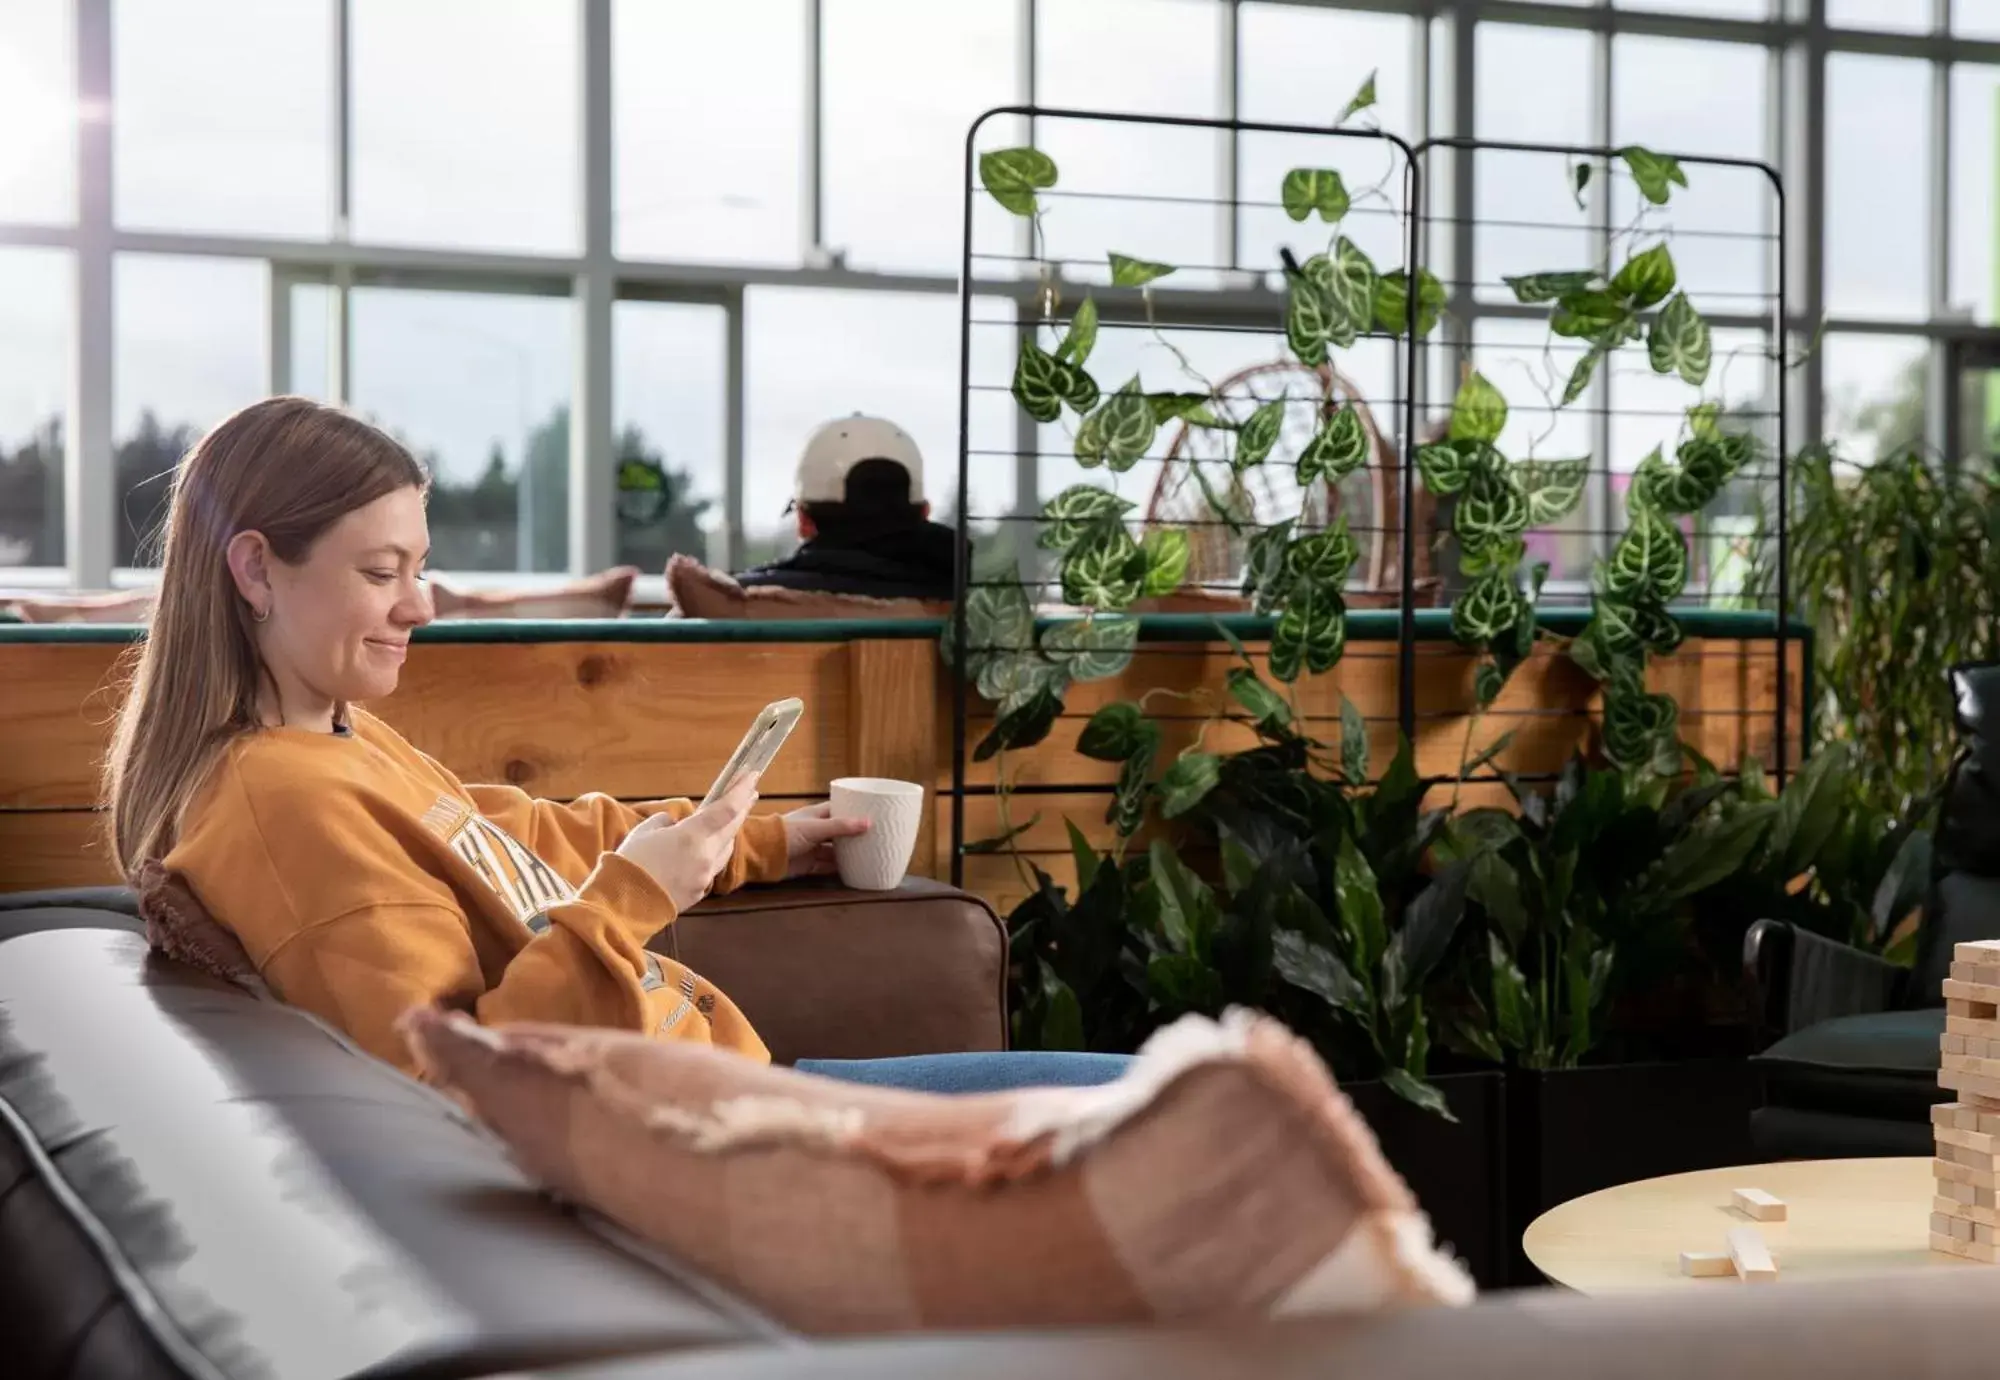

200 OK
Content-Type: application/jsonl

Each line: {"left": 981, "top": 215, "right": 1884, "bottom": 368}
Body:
{"left": 828, "top": 777, "right": 924, "bottom": 891}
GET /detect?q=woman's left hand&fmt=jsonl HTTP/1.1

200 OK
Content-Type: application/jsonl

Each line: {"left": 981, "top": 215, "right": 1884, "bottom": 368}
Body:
{"left": 781, "top": 802, "right": 871, "bottom": 878}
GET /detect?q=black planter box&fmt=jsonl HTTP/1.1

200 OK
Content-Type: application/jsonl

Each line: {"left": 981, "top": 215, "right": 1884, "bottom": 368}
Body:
{"left": 1505, "top": 1058, "right": 1758, "bottom": 1286}
{"left": 1347, "top": 1070, "right": 1508, "bottom": 1292}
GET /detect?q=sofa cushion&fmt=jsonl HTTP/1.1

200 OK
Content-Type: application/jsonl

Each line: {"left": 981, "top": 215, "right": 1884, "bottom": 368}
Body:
{"left": 666, "top": 555, "right": 949, "bottom": 622}
{"left": 1752, "top": 1008, "right": 1948, "bottom": 1120}
{"left": 0, "top": 928, "right": 774, "bottom": 1380}
{"left": 403, "top": 1005, "right": 1474, "bottom": 1337}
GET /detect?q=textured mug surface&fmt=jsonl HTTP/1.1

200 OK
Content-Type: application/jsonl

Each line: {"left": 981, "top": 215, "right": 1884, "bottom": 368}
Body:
{"left": 829, "top": 777, "right": 924, "bottom": 890}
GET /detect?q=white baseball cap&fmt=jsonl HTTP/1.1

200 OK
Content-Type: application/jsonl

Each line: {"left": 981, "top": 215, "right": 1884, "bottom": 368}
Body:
{"left": 792, "top": 414, "right": 925, "bottom": 507}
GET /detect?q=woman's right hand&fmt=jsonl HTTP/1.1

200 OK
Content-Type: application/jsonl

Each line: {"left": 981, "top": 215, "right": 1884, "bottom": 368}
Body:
{"left": 615, "top": 773, "right": 761, "bottom": 913}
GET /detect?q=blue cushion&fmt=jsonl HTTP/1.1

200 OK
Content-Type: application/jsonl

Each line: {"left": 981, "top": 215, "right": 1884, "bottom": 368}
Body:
{"left": 1754, "top": 1009, "right": 1946, "bottom": 1120}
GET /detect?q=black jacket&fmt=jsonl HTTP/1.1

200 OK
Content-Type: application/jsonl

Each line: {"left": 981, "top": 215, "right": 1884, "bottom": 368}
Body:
{"left": 735, "top": 521, "right": 959, "bottom": 601}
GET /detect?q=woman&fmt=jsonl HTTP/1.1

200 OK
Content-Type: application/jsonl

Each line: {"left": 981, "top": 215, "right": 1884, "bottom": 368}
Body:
{"left": 106, "top": 397, "right": 1123, "bottom": 1093}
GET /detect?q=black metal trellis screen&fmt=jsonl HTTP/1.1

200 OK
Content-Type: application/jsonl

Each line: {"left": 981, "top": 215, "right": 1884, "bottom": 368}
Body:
{"left": 943, "top": 108, "right": 1791, "bottom": 894}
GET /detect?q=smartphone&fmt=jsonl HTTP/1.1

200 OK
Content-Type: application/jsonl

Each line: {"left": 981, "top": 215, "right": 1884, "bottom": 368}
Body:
{"left": 701, "top": 697, "right": 805, "bottom": 807}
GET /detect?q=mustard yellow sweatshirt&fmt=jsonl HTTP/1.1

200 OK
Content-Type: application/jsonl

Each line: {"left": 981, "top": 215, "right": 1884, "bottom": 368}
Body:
{"left": 165, "top": 706, "right": 789, "bottom": 1077}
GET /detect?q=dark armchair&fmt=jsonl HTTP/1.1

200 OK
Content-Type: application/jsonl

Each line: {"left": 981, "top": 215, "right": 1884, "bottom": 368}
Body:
{"left": 1743, "top": 662, "right": 2000, "bottom": 1158}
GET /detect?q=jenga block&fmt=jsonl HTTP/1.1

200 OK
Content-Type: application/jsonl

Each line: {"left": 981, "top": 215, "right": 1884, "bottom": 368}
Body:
{"left": 1934, "top": 1157, "right": 2000, "bottom": 1189}
{"left": 1937, "top": 1124, "right": 2000, "bottom": 1156}
{"left": 1731, "top": 1187, "right": 1786, "bottom": 1222}
{"left": 1938, "top": 1065, "right": 2000, "bottom": 1103}
{"left": 1935, "top": 1195, "right": 2000, "bottom": 1227}
{"left": 1943, "top": 1053, "right": 2000, "bottom": 1081}
{"left": 1954, "top": 1214, "right": 1977, "bottom": 1241}
{"left": 1680, "top": 1250, "right": 1735, "bottom": 1277}
{"left": 1935, "top": 1232, "right": 2000, "bottom": 1263}
{"left": 1951, "top": 962, "right": 2000, "bottom": 989}
{"left": 1946, "top": 1033, "right": 1968, "bottom": 1056}
{"left": 1944, "top": 980, "right": 2000, "bottom": 1010}
{"left": 1934, "top": 1210, "right": 1957, "bottom": 1238}
{"left": 1938, "top": 1179, "right": 1996, "bottom": 1208}
{"left": 1958, "top": 940, "right": 2000, "bottom": 966}
{"left": 1944, "top": 1141, "right": 2000, "bottom": 1172}
{"left": 1727, "top": 1225, "right": 1778, "bottom": 1282}
{"left": 1948, "top": 1015, "right": 2000, "bottom": 1040}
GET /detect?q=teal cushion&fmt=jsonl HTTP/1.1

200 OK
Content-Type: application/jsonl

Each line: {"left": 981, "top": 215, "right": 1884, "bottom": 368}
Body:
{"left": 1754, "top": 1009, "right": 1947, "bottom": 1120}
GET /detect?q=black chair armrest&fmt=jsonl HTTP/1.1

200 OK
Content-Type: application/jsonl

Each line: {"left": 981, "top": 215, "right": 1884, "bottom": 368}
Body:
{"left": 1744, "top": 919, "right": 1908, "bottom": 1050}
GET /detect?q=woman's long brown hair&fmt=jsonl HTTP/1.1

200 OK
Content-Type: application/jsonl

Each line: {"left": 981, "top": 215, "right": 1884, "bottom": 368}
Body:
{"left": 104, "top": 397, "right": 427, "bottom": 880}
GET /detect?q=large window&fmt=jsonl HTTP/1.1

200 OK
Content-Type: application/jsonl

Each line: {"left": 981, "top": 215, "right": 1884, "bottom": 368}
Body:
{"left": 113, "top": 254, "right": 267, "bottom": 567}
{"left": 0, "top": 249, "right": 70, "bottom": 568}
{"left": 114, "top": 0, "right": 332, "bottom": 238}
{"left": 4, "top": 2, "right": 2000, "bottom": 586}
{"left": 349, "top": 287, "right": 574, "bottom": 573}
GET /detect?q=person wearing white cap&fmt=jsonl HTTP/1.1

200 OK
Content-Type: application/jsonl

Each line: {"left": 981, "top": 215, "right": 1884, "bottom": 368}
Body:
{"left": 734, "top": 414, "right": 958, "bottom": 601}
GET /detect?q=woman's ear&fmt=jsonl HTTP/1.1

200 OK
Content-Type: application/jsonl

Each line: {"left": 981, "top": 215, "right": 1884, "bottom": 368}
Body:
{"left": 225, "top": 530, "right": 275, "bottom": 617}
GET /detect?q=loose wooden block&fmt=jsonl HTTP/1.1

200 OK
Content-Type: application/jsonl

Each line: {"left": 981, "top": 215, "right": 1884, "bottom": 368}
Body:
{"left": 1731, "top": 1187, "right": 1787, "bottom": 1222}
{"left": 1680, "top": 1250, "right": 1735, "bottom": 1278}
{"left": 1935, "top": 1195, "right": 2000, "bottom": 1227}
{"left": 1726, "top": 1225, "right": 1778, "bottom": 1282}
{"left": 1958, "top": 940, "right": 2000, "bottom": 966}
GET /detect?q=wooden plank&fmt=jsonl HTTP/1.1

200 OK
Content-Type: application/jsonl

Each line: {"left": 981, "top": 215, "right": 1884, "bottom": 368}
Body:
{"left": 0, "top": 643, "right": 132, "bottom": 808}
{"left": 0, "top": 811, "right": 118, "bottom": 891}
{"left": 848, "top": 639, "right": 939, "bottom": 878}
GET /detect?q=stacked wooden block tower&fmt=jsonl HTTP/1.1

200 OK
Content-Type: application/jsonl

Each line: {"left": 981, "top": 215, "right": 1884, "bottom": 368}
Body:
{"left": 1933, "top": 939, "right": 2000, "bottom": 1262}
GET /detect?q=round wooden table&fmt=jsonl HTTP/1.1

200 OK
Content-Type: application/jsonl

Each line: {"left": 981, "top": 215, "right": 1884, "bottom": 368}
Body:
{"left": 1522, "top": 1157, "right": 1983, "bottom": 1294}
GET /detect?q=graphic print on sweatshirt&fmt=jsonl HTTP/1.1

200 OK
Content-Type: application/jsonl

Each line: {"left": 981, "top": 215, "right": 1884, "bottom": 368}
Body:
{"left": 418, "top": 793, "right": 677, "bottom": 1003}
{"left": 419, "top": 795, "right": 574, "bottom": 933}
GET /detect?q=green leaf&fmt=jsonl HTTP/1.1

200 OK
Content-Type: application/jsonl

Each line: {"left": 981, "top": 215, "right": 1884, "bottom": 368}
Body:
{"left": 1334, "top": 831, "right": 1387, "bottom": 974}
{"left": 1688, "top": 401, "right": 1722, "bottom": 439}
{"left": 1474, "top": 661, "right": 1505, "bottom": 706}
{"left": 1552, "top": 289, "right": 1634, "bottom": 341}
{"left": 1158, "top": 751, "right": 1222, "bottom": 819}
{"left": 1448, "top": 371, "right": 1507, "bottom": 444}
{"left": 1380, "top": 1067, "right": 1454, "bottom": 1120}
{"left": 1602, "top": 686, "right": 1680, "bottom": 774}
{"left": 1241, "top": 519, "right": 1296, "bottom": 615}
{"left": 1766, "top": 743, "right": 1851, "bottom": 878}
{"left": 1416, "top": 438, "right": 1494, "bottom": 497}
{"left": 1572, "top": 161, "right": 1593, "bottom": 210}
{"left": 1456, "top": 465, "right": 1531, "bottom": 559}
{"left": 979, "top": 147, "right": 1058, "bottom": 216}
{"left": 1341, "top": 695, "right": 1369, "bottom": 781}
{"left": 1011, "top": 337, "right": 1065, "bottom": 423}
{"left": 1271, "top": 584, "right": 1347, "bottom": 681}
{"left": 1514, "top": 458, "right": 1589, "bottom": 526}
{"left": 1563, "top": 346, "right": 1604, "bottom": 407}
{"left": 1468, "top": 851, "right": 1530, "bottom": 949}
{"left": 1272, "top": 929, "right": 1366, "bottom": 1016}
{"left": 962, "top": 812, "right": 1043, "bottom": 854}
{"left": 1056, "top": 295, "right": 1098, "bottom": 366}
{"left": 1647, "top": 292, "right": 1712, "bottom": 386}
{"left": 1285, "top": 277, "right": 1333, "bottom": 366}
{"left": 1038, "top": 484, "right": 1134, "bottom": 552}
{"left": 1109, "top": 252, "right": 1176, "bottom": 288}
{"left": 1325, "top": 237, "right": 1379, "bottom": 343}
{"left": 1386, "top": 859, "right": 1471, "bottom": 1009}
{"left": 1373, "top": 268, "right": 1445, "bottom": 338}
{"left": 1297, "top": 406, "right": 1370, "bottom": 484}
{"left": 1227, "top": 664, "right": 1293, "bottom": 730}
{"left": 975, "top": 647, "right": 1064, "bottom": 705}
{"left": 1618, "top": 145, "right": 1688, "bottom": 206}
{"left": 1452, "top": 571, "right": 1529, "bottom": 646}
{"left": 1147, "top": 951, "right": 1224, "bottom": 1012}
{"left": 1235, "top": 398, "right": 1286, "bottom": 472}
{"left": 1062, "top": 362, "right": 1099, "bottom": 413}
{"left": 1147, "top": 391, "right": 1219, "bottom": 427}
{"left": 1038, "top": 964, "right": 1084, "bottom": 1050}
{"left": 1650, "top": 801, "right": 1778, "bottom": 900}
{"left": 1610, "top": 242, "right": 1677, "bottom": 310}
{"left": 1076, "top": 377, "right": 1158, "bottom": 473}
{"left": 1066, "top": 818, "right": 1100, "bottom": 894}
{"left": 960, "top": 578, "right": 1035, "bottom": 661}
{"left": 1606, "top": 506, "right": 1689, "bottom": 604}
{"left": 1110, "top": 752, "right": 1151, "bottom": 837}
{"left": 1077, "top": 701, "right": 1150, "bottom": 760}
{"left": 1060, "top": 525, "right": 1148, "bottom": 610}
{"left": 973, "top": 685, "right": 1063, "bottom": 761}
{"left": 1281, "top": 168, "right": 1350, "bottom": 223}
{"left": 1044, "top": 613, "right": 1140, "bottom": 681}
{"left": 1336, "top": 69, "right": 1378, "bottom": 127}
{"left": 1505, "top": 271, "right": 1599, "bottom": 305}
{"left": 1286, "top": 519, "right": 1360, "bottom": 587}
{"left": 1488, "top": 933, "right": 1532, "bottom": 1054}
{"left": 1139, "top": 527, "right": 1191, "bottom": 596}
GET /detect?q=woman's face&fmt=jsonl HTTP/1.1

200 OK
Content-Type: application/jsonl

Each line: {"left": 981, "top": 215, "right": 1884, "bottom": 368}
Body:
{"left": 258, "top": 485, "right": 434, "bottom": 710}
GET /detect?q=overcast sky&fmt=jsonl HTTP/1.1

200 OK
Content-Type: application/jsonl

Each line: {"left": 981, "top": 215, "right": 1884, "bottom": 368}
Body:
{"left": 0, "top": 0, "right": 1995, "bottom": 568}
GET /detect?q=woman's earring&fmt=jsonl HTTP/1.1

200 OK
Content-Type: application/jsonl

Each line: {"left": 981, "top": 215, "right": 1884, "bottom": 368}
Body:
{"left": 252, "top": 604, "right": 270, "bottom": 624}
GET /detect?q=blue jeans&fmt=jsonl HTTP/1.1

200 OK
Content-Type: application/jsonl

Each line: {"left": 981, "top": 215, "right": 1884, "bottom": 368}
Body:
{"left": 795, "top": 1051, "right": 1132, "bottom": 1095}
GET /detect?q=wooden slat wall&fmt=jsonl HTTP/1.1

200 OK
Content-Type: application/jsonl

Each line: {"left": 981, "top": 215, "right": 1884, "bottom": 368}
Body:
{"left": 0, "top": 630, "right": 1796, "bottom": 911}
